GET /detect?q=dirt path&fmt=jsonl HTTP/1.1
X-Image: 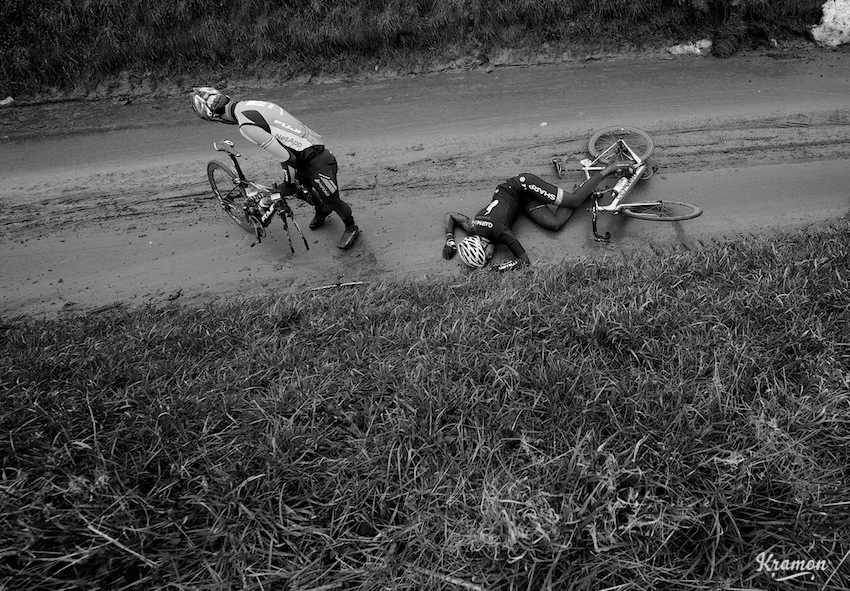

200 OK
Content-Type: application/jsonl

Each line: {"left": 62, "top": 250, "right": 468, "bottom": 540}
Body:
{"left": 1, "top": 47, "right": 848, "bottom": 319}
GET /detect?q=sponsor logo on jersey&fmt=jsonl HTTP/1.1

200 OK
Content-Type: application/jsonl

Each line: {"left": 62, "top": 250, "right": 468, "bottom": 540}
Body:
{"left": 274, "top": 120, "right": 304, "bottom": 135}
{"left": 473, "top": 219, "right": 493, "bottom": 228}
{"left": 275, "top": 133, "right": 305, "bottom": 150}
{"left": 528, "top": 183, "right": 556, "bottom": 201}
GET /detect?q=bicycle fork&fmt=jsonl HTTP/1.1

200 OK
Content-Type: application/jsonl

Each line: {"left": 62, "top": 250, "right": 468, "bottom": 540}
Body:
{"left": 274, "top": 201, "right": 311, "bottom": 254}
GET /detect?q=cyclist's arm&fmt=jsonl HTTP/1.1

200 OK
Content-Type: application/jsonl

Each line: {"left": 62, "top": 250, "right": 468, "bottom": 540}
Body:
{"left": 442, "top": 212, "right": 471, "bottom": 260}
{"left": 525, "top": 202, "right": 574, "bottom": 231}
{"left": 238, "top": 122, "right": 298, "bottom": 186}
{"left": 444, "top": 212, "right": 472, "bottom": 235}
{"left": 499, "top": 229, "right": 531, "bottom": 267}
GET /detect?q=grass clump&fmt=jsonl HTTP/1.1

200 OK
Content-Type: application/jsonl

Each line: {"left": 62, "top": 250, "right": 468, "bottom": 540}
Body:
{"left": 2, "top": 223, "right": 849, "bottom": 590}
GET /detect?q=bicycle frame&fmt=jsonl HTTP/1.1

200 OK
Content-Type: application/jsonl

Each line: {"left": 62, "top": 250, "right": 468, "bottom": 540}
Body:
{"left": 577, "top": 138, "right": 651, "bottom": 241}
{"left": 211, "top": 140, "right": 309, "bottom": 253}
{"left": 554, "top": 127, "right": 700, "bottom": 242}
{"left": 214, "top": 140, "right": 272, "bottom": 195}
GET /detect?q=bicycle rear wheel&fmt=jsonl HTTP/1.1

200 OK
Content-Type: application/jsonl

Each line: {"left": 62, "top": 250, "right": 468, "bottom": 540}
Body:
{"left": 588, "top": 126, "right": 654, "bottom": 163}
{"left": 207, "top": 161, "right": 252, "bottom": 230}
{"left": 621, "top": 201, "right": 702, "bottom": 221}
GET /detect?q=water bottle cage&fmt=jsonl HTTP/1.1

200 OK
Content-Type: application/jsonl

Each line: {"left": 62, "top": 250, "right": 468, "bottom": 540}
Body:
{"left": 611, "top": 177, "right": 630, "bottom": 198}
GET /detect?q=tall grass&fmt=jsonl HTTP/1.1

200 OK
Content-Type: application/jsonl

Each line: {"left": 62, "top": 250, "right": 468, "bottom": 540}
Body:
{"left": 1, "top": 0, "right": 825, "bottom": 96}
{"left": 2, "top": 223, "right": 848, "bottom": 590}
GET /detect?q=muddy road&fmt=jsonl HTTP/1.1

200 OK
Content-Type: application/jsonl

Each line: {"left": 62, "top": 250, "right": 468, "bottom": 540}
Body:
{"left": 1, "top": 47, "right": 848, "bottom": 319}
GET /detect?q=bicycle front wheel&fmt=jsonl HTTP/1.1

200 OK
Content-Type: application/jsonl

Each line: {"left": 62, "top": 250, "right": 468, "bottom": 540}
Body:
{"left": 620, "top": 201, "right": 702, "bottom": 222}
{"left": 207, "top": 161, "right": 252, "bottom": 230}
{"left": 588, "top": 126, "right": 654, "bottom": 163}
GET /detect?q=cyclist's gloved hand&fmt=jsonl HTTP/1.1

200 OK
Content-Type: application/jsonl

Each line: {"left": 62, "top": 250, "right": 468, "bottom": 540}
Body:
{"left": 275, "top": 163, "right": 299, "bottom": 196}
{"left": 272, "top": 181, "right": 297, "bottom": 197}
{"left": 442, "top": 234, "right": 457, "bottom": 260}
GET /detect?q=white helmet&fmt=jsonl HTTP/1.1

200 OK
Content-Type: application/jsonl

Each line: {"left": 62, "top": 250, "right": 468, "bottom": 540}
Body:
{"left": 457, "top": 235, "right": 488, "bottom": 268}
{"left": 191, "top": 86, "right": 231, "bottom": 121}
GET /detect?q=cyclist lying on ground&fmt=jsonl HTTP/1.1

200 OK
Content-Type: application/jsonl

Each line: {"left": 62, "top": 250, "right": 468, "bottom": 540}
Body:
{"left": 191, "top": 87, "right": 360, "bottom": 250}
{"left": 443, "top": 165, "right": 619, "bottom": 270}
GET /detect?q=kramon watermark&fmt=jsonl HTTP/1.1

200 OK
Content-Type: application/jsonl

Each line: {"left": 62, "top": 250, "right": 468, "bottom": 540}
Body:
{"left": 755, "top": 551, "right": 832, "bottom": 582}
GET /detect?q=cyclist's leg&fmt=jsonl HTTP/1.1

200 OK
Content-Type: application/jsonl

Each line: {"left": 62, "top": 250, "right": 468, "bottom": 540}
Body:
{"left": 291, "top": 170, "right": 317, "bottom": 206}
{"left": 524, "top": 202, "right": 574, "bottom": 231}
{"left": 568, "top": 169, "right": 614, "bottom": 204}
{"left": 303, "top": 148, "right": 355, "bottom": 227}
{"left": 514, "top": 169, "right": 614, "bottom": 209}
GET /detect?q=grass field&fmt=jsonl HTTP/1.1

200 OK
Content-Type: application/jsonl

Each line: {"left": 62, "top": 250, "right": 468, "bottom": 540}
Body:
{"left": 0, "top": 0, "right": 827, "bottom": 97}
{"left": 2, "top": 223, "right": 848, "bottom": 590}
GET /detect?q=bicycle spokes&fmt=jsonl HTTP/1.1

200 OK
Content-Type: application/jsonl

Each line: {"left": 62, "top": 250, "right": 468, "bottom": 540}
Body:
{"left": 596, "top": 140, "right": 635, "bottom": 165}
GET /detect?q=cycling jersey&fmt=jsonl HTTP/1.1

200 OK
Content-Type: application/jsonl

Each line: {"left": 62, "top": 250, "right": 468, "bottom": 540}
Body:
{"left": 231, "top": 100, "right": 323, "bottom": 168}
{"left": 469, "top": 174, "right": 566, "bottom": 260}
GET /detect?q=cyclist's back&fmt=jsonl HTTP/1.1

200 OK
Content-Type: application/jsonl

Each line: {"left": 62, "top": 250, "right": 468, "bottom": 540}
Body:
{"left": 470, "top": 180, "right": 523, "bottom": 257}
{"left": 469, "top": 174, "right": 563, "bottom": 255}
{"left": 233, "top": 100, "right": 324, "bottom": 167}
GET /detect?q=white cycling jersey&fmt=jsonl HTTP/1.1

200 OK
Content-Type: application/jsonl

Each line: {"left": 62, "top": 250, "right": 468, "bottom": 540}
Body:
{"left": 233, "top": 100, "right": 323, "bottom": 166}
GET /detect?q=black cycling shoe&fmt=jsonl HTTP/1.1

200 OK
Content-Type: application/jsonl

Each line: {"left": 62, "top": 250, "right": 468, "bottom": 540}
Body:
{"left": 337, "top": 225, "right": 360, "bottom": 250}
{"left": 309, "top": 204, "right": 333, "bottom": 230}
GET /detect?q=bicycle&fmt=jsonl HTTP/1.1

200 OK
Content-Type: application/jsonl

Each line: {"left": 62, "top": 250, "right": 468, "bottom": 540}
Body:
{"left": 206, "top": 140, "right": 310, "bottom": 253}
{"left": 552, "top": 126, "right": 702, "bottom": 242}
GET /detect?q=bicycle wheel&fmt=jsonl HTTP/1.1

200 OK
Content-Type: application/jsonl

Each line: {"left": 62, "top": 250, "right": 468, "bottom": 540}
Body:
{"left": 207, "top": 161, "right": 252, "bottom": 229}
{"left": 620, "top": 201, "right": 702, "bottom": 221}
{"left": 588, "top": 126, "right": 654, "bottom": 163}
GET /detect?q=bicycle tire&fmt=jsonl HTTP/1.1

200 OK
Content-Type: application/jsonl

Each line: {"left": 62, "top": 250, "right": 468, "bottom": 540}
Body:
{"left": 207, "top": 161, "right": 252, "bottom": 230}
{"left": 620, "top": 201, "right": 702, "bottom": 221}
{"left": 588, "top": 126, "right": 654, "bottom": 163}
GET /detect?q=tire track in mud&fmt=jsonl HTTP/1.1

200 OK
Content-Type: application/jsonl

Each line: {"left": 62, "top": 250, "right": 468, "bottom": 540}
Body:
{"left": 646, "top": 110, "right": 850, "bottom": 173}
{"left": 371, "top": 109, "right": 850, "bottom": 192}
{"left": 2, "top": 110, "right": 847, "bottom": 243}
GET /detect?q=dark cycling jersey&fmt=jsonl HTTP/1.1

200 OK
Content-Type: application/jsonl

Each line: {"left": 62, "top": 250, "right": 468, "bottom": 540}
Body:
{"left": 469, "top": 174, "right": 565, "bottom": 259}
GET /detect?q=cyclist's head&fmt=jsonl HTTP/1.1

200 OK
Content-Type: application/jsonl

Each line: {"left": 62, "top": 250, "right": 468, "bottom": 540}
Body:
{"left": 457, "top": 235, "right": 489, "bottom": 269}
{"left": 191, "top": 87, "right": 232, "bottom": 122}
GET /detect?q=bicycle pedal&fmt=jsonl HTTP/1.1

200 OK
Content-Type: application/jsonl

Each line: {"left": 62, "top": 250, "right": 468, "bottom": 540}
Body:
{"left": 579, "top": 158, "right": 594, "bottom": 168}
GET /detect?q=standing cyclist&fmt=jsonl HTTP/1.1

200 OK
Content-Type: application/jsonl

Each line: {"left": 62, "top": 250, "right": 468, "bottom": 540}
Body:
{"left": 443, "top": 165, "right": 619, "bottom": 270}
{"left": 192, "top": 87, "right": 360, "bottom": 250}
